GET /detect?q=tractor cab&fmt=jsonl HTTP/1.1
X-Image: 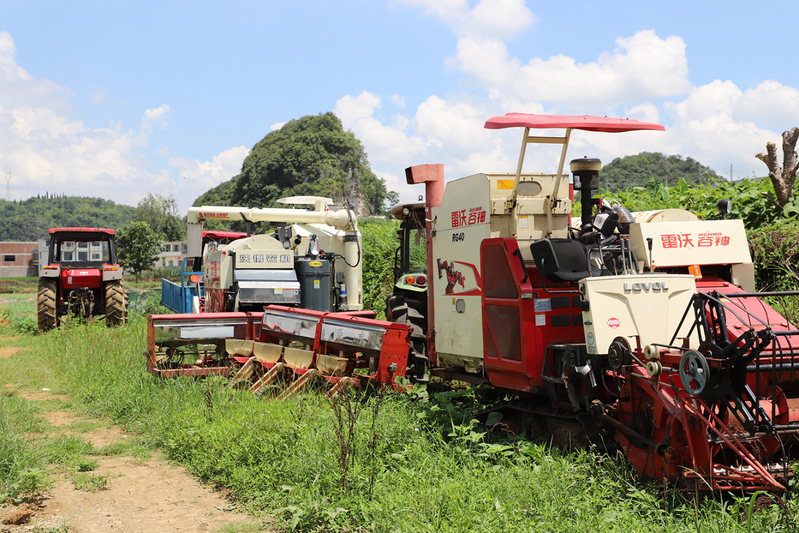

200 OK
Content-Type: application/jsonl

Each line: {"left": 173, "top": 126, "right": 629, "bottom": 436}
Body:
{"left": 47, "top": 228, "right": 117, "bottom": 268}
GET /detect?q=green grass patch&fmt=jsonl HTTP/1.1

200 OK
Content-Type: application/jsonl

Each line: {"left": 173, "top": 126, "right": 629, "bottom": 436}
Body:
{"left": 0, "top": 395, "right": 50, "bottom": 502}
{"left": 71, "top": 471, "right": 110, "bottom": 492}
{"left": 0, "top": 316, "right": 797, "bottom": 530}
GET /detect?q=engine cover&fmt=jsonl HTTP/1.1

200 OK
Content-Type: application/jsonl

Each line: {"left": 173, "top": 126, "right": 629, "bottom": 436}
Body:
{"left": 580, "top": 273, "right": 697, "bottom": 355}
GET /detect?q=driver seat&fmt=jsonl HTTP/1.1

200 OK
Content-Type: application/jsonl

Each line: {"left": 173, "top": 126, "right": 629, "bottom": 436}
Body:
{"left": 531, "top": 238, "right": 595, "bottom": 282}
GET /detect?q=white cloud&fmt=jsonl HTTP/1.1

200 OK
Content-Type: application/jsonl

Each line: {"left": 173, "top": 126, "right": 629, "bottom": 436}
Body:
{"left": 168, "top": 146, "right": 249, "bottom": 190}
{"left": 659, "top": 81, "right": 779, "bottom": 177}
{"left": 271, "top": 122, "right": 286, "bottom": 131}
{"left": 449, "top": 30, "right": 691, "bottom": 108}
{"left": 414, "top": 95, "right": 494, "bottom": 155}
{"left": 734, "top": 80, "right": 799, "bottom": 131}
{"left": 349, "top": 1, "right": 798, "bottom": 188}
{"left": 334, "top": 91, "right": 427, "bottom": 167}
{"left": 398, "top": 0, "right": 534, "bottom": 39}
{"left": 0, "top": 32, "right": 179, "bottom": 206}
{"left": 0, "top": 31, "right": 72, "bottom": 112}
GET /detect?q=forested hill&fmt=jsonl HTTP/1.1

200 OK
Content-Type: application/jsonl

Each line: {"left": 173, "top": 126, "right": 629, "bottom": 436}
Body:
{"left": 0, "top": 195, "right": 135, "bottom": 242}
{"left": 601, "top": 152, "right": 721, "bottom": 190}
{"left": 193, "top": 112, "right": 390, "bottom": 219}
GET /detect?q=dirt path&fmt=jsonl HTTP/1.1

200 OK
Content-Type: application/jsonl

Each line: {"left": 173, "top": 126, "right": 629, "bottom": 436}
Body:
{"left": 1, "top": 373, "right": 268, "bottom": 533}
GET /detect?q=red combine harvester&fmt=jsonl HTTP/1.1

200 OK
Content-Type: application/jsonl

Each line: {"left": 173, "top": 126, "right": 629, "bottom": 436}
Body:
{"left": 383, "top": 113, "right": 799, "bottom": 492}
{"left": 38, "top": 227, "right": 127, "bottom": 331}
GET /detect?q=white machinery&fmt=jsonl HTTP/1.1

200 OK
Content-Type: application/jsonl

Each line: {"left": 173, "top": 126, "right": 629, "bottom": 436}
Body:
{"left": 186, "top": 196, "right": 363, "bottom": 313}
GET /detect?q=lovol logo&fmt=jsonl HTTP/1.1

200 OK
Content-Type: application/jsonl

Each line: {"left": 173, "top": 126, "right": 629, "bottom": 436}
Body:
{"left": 623, "top": 282, "right": 668, "bottom": 293}
{"left": 607, "top": 317, "right": 621, "bottom": 329}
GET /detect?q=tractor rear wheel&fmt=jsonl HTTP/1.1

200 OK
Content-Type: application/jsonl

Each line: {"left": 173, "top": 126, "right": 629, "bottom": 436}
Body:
{"left": 387, "top": 294, "right": 428, "bottom": 382}
{"left": 104, "top": 280, "right": 127, "bottom": 326}
{"left": 37, "top": 279, "right": 57, "bottom": 332}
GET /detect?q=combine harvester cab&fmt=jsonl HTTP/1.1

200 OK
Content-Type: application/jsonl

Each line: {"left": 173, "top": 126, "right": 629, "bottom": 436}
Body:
{"left": 160, "top": 231, "right": 248, "bottom": 314}
{"left": 389, "top": 113, "right": 799, "bottom": 491}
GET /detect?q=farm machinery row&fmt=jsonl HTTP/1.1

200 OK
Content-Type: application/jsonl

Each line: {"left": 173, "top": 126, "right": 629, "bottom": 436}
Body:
{"left": 145, "top": 113, "right": 799, "bottom": 492}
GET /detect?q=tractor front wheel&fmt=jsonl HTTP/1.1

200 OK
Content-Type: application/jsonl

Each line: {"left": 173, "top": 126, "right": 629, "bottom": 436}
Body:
{"left": 37, "top": 279, "right": 57, "bottom": 332}
{"left": 104, "top": 280, "right": 127, "bottom": 326}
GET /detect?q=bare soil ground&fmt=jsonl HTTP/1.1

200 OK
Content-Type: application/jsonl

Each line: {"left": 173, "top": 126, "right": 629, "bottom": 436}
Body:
{"left": 0, "top": 362, "right": 268, "bottom": 532}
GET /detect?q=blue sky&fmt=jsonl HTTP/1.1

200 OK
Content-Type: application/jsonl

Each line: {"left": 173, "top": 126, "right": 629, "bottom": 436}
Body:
{"left": 1, "top": 0, "right": 798, "bottom": 214}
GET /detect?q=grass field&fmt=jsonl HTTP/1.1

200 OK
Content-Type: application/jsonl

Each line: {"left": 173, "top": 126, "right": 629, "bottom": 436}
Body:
{"left": 1, "top": 282, "right": 797, "bottom": 532}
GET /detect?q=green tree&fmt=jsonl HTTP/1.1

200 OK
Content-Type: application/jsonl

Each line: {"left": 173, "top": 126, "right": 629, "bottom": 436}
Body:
{"left": 0, "top": 196, "right": 135, "bottom": 241}
{"left": 116, "top": 221, "right": 162, "bottom": 282}
{"left": 194, "top": 113, "right": 390, "bottom": 222}
{"left": 359, "top": 219, "right": 401, "bottom": 317}
{"left": 600, "top": 152, "right": 721, "bottom": 191}
{"left": 134, "top": 193, "right": 184, "bottom": 241}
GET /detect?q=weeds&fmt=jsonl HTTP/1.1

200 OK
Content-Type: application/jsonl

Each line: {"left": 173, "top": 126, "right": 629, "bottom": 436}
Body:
{"left": 71, "top": 471, "right": 110, "bottom": 492}
{"left": 32, "top": 519, "right": 73, "bottom": 533}
{"left": 327, "top": 385, "right": 362, "bottom": 494}
{"left": 0, "top": 306, "right": 37, "bottom": 335}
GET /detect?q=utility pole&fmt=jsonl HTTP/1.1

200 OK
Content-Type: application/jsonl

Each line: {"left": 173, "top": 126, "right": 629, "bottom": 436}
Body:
{"left": 4, "top": 171, "right": 9, "bottom": 201}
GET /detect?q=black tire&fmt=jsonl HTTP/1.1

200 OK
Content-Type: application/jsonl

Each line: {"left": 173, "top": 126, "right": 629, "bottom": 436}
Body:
{"left": 387, "top": 294, "right": 428, "bottom": 382}
{"left": 37, "top": 278, "right": 57, "bottom": 332}
{"left": 104, "top": 280, "right": 127, "bottom": 327}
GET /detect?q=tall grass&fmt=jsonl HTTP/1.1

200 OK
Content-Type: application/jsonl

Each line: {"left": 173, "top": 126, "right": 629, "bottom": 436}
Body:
{"left": 0, "top": 316, "right": 793, "bottom": 531}
{"left": 0, "top": 393, "right": 49, "bottom": 502}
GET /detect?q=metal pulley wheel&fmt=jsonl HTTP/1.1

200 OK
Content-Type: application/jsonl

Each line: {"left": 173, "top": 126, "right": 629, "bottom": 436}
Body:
{"left": 645, "top": 360, "right": 662, "bottom": 377}
{"left": 680, "top": 350, "right": 710, "bottom": 396}
{"left": 608, "top": 338, "right": 631, "bottom": 371}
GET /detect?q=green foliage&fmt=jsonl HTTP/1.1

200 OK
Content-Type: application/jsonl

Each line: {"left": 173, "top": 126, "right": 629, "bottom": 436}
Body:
{"left": 359, "top": 219, "right": 400, "bottom": 318}
{"left": 748, "top": 218, "right": 799, "bottom": 324}
{"left": 194, "top": 113, "right": 392, "bottom": 229}
{"left": 596, "top": 176, "right": 785, "bottom": 229}
{"left": 134, "top": 193, "right": 184, "bottom": 241}
{"left": 72, "top": 471, "right": 110, "bottom": 492}
{"left": 600, "top": 152, "right": 721, "bottom": 191}
{"left": 116, "top": 221, "right": 162, "bottom": 282}
{"left": 0, "top": 395, "right": 49, "bottom": 502}
{"left": 749, "top": 218, "right": 799, "bottom": 292}
{"left": 1, "top": 306, "right": 37, "bottom": 335}
{"left": 0, "top": 196, "right": 135, "bottom": 241}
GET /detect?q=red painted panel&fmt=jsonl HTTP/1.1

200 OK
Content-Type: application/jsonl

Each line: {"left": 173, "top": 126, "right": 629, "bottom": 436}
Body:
{"left": 61, "top": 269, "right": 101, "bottom": 289}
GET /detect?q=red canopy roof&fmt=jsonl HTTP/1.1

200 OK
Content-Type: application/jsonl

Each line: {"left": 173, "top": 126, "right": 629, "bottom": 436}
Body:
{"left": 202, "top": 231, "right": 247, "bottom": 241}
{"left": 484, "top": 113, "right": 665, "bottom": 133}
{"left": 49, "top": 227, "right": 115, "bottom": 235}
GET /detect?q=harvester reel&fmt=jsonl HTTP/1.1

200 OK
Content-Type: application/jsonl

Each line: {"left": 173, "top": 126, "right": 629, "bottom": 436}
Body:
{"left": 680, "top": 350, "right": 709, "bottom": 396}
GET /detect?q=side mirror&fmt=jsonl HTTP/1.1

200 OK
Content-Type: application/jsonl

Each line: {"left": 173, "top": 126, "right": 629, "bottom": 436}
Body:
{"left": 530, "top": 240, "right": 560, "bottom": 278}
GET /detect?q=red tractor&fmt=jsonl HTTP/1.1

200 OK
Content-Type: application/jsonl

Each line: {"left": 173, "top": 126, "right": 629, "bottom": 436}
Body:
{"left": 38, "top": 227, "right": 128, "bottom": 331}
